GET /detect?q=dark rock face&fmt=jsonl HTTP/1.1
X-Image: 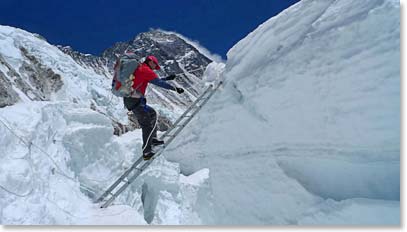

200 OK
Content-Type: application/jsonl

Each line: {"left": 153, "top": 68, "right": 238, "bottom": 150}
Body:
{"left": 0, "top": 28, "right": 213, "bottom": 136}
{"left": 0, "top": 70, "right": 19, "bottom": 107}
{"left": 57, "top": 45, "right": 112, "bottom": 77}
{"left": 0, "top": 47, "right": 64, "bottom": 107}
{"left": 102, "top": 31, "right": 211, "bottom": 79}
{"left": 60, "top": 30, "right": 212, "bottom": 104}
{"left": 19, "top": 47, "right": 63, "bottom": 100}
{"left": 58, "top": 30, "right": 213, "bottom": 136}
{"left": 0, "top": 54, "right": 19, "bottom": 107}
{"left": 58, "top": 30, "right": 212, "bottom": 97}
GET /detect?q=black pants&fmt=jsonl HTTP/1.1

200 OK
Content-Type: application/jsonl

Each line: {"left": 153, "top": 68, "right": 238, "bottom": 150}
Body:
{"left": 124, "top": 97, "right": 157, "bottom": 154}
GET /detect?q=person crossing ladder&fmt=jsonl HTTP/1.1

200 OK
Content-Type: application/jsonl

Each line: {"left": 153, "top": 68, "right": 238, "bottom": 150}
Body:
{"left": 123, "top": 55, "right": 184, "bottom": 160}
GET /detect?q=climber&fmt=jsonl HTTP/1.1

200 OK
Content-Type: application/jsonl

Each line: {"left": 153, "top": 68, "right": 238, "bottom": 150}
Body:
{"left": 123, "top": 55, "right": 184, "bottom": 160}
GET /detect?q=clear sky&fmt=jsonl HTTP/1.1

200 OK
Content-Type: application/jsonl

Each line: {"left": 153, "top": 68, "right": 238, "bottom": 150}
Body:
{"left": 0, "top": 0, "right": 300, "bottom": 59}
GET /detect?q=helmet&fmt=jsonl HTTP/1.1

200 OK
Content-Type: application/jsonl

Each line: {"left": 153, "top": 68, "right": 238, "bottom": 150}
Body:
{"left": 146, "top": 55, "right": 160, "bottom": 70}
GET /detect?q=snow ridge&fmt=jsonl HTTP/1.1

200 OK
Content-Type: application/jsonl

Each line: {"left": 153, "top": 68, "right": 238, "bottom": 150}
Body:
{"left": 165, "top": 0, "right": 399, "bottom": 225}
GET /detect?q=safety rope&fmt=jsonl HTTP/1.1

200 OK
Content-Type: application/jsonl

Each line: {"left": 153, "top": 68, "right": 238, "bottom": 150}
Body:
{"left": 0, "top": 116, "right": 96, "bottom": 196}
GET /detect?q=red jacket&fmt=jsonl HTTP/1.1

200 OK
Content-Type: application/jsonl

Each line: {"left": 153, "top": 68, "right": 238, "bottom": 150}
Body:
{"left": 131, "top": 63, "right": 158, "bottom": 95}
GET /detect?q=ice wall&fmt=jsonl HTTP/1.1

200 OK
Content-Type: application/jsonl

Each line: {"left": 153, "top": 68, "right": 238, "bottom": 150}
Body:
{"left": 165, "top": 0, "right": 400, "bottom": 225}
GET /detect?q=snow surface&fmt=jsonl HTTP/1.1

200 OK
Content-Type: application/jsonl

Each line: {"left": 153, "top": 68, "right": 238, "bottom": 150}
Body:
{"left": 0, "top": 0, "right": 400, "bottom": 226}
{"left": 0, "top": 102, "right": 146, "bottom": 224}
{"left": 157, "top": 29, "right": 225, "bottom": 63}
{"left": 165, "top": 0, "right": 400, "bottom": 225}
{"left": 0, "top": 25, "right": 129, "bottom": 122}
{"left": 0, "top": 25, "right": 211, "bottom": 224}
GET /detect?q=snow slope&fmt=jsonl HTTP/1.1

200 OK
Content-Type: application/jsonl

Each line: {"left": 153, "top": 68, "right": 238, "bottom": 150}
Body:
{"left": 165, "top": 0, "right": 400, "bottom": 225}
{"left": 0, "top": 101, "right": 213, "bottom": 224}
{"left": 0, "top": 25, "right": 128, "bottom": 121}
{"left": 0, "top": 102, "right": 145, "bottom": 224}
{"left": 0, "top": 0, "right": 400, "bottom": 225}
{"left": 0, "top": 25, "right": 213, "bottom": 224}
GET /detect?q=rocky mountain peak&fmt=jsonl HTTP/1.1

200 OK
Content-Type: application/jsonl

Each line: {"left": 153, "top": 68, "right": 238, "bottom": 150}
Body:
{"left": 55, "top": 29, "right": 214, "bottom": 133}
{"left": 61, "top": 30, "right": 213, "bottom": 98}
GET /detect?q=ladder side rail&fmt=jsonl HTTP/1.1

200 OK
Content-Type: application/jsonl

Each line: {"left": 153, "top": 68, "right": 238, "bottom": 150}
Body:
{"left": 135, "top": 84, "right": 222, "bottom": 175}
{"left": 100, "top": 168, "right": 144, "bottom": 208}
{"left": 158, "top": 108, "right": 199, "bottom": 149}
{"left": 100, "top": 83, "right": 223, "bottom": 208}
{"left": 162, "top": 82, "right": 221, "bottom": 142}
{"left": 161, "top": 85, "right": 212, "bottom": 138}
{"left": 96, "top": 156, "right": 143, "bottom": 203}
{"left": 161, "top": 111, "right": 198, "bottom": 139}
{"left": 154, "top": 83, "right": 222, "bottom": 159}
{"left": 160, "top": 85, "right": 213, "bottom": 139}
{"left": 134, "top": 148, "right": 166, "bottom": 175}
{"left": 192, "top": 82, "right": 221, "bottom": 112}
{"left": 100, "top": 145, "right": 165, "bottom": 208}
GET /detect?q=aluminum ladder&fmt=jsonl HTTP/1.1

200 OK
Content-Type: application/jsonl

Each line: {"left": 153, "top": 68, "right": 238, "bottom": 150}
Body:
{"left": 96, "top": 82, "right": 222, "bottom": 208}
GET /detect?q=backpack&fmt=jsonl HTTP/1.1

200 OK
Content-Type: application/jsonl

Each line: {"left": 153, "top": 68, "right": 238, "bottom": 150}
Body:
{"left": 111, "top": 52, "right": 140, "bottom": 97}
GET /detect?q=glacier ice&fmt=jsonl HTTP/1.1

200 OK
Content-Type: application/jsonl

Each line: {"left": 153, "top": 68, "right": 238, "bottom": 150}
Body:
{"left": 0, "top": 0, "right": 400, "bottom": 225}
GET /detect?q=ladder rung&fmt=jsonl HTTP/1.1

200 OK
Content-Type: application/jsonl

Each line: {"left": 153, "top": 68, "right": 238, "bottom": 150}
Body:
{"left": 101, "top": 197, "right": 115, "bottom": 208}
{"left": 98, "top": 83, "right": 222, "bottom": 208}
{"left": 95, "top": 156, "right": 144, "bottom": 203}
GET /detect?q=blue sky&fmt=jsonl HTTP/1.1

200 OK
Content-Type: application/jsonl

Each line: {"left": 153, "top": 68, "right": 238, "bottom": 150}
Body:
{"left": 0, "top": 0, "right": 299, "bottom": 59}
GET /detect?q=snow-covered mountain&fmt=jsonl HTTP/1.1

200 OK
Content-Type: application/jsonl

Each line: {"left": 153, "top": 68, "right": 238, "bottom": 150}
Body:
{"left": 0, "top": 0, "right": 400, "bottom": 225}
{"left": 0, "top": 25, "right": 217, "bottom": 224}
{"left": 0, "top": 28, "right": 214, "bottom": 134}
{"left": 59, "top": 30, "right": 213, "bottom": 105}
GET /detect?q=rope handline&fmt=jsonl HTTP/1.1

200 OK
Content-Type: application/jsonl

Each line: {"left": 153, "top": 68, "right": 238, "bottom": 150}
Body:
{"left": 0, "top": 116, "right": 95, "bottom": 196}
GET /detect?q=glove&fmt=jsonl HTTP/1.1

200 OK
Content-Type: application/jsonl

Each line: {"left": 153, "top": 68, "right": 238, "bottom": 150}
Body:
{"left": 175, "top": 87, "right": 184, "bottom": 94}
{"left": 164, "top": 74, "right": 176, "bottom": 81}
